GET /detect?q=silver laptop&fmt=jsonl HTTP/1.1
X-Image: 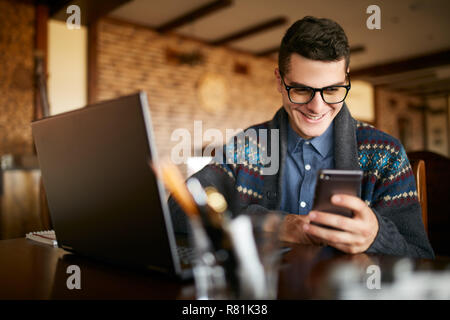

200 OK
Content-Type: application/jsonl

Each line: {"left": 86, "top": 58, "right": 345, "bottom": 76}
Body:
{"left": 32, "top": 92, "right": 193, "bottom": 280}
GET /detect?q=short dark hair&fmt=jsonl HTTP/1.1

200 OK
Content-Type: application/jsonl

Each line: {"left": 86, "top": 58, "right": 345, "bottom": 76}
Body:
{"left": 278, "top": 16, "right": 350, "bottom": 75}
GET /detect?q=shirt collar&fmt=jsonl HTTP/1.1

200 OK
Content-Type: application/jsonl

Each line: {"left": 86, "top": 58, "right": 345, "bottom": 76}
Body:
{"left": 287, "top": 119, "right": 334, "bottom": 158}
{"left": 309, "top": 121, "right": 334, "bottom": 158}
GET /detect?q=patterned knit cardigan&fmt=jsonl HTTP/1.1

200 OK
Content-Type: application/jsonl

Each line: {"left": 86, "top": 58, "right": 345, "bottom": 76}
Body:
{"left": 170, "top": 104, "right": 434, "bottom": 259}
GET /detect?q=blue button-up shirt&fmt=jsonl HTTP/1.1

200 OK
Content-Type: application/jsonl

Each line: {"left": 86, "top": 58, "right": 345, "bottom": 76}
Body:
{"left": 279, "top": 121, "right": 335, "bottom": 215}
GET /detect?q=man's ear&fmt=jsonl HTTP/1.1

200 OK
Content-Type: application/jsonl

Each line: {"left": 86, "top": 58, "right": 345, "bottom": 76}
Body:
{"left": 275, "top": 68, "right": 282, "bottom": 93}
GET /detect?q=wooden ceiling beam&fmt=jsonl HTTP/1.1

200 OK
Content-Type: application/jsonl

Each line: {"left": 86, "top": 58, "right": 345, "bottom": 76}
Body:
{"left": 210, "top": 16, "right": 287, "bottom": 46}
{"left": 256, "top": 46, "right": 279, "bottom": 57}
{"left": 385, "top": 74, "right": 442, "bottom": 91}
{"left": 349, "top": 45, "right": 366, "bottom": 55}
{"left": 351, "top": 49, "right": 450, "bottom": 78}
{"left": 156, "top": 0, "right": 233, "bottom": 33}
{"left": 414, "top": 89, "right": 450, "bottom": 97}
{"left": 398, "top": 77, "right": 450, "bottom": 96}
{"left": 406, "top": 86, "right": 450, "bottom": 97}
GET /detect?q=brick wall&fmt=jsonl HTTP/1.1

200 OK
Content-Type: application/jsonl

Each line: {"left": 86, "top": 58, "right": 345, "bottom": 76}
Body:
{"left": 0, "top": 0, "right": 35, "bottom": 156}
{"left": 94, "top": 18, "right": 281, "bottom": 167}
{"left": 94, "top": 18, "right": 428, "bottom": 169}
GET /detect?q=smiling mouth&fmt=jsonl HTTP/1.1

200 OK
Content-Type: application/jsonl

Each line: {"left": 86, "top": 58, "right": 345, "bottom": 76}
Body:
{"left": 298, "top": 110, "right": 327, "bottom": 121}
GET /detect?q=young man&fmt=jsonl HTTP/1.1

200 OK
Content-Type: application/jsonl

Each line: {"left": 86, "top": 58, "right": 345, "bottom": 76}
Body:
{"left": 170, "top": 16, "right": 434, "bottom": 259}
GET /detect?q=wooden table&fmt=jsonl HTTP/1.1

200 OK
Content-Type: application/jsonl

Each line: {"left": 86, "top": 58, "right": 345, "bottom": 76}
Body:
{"left": 0, "top": 237, "right": 448, "bottom": 300}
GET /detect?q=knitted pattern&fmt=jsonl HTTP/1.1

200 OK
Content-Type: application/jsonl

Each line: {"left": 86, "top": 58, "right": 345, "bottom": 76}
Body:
{"left": 210, "top": 120, "right": 419, "bottom": 211}
{"left": 355, "top": 121, "right": 418, "bottom": 209}
{"left": 170, "top": 106, "right": 434, "bottom": 258}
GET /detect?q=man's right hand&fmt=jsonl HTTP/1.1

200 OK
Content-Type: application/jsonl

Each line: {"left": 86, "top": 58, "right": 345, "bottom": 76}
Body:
{"left": 279, "top": 214, "right": 325, "bottom": 246}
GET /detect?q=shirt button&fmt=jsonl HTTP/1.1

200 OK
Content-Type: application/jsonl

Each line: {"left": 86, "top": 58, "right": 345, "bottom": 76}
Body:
{"left": 305, "top": 164, "right": 311, "bottom": 171}
{"left": 300, "top": 201, "right": 306, "bottom": 208}
{"left": 305, "top": 141, "right": 310, "bottom": 145}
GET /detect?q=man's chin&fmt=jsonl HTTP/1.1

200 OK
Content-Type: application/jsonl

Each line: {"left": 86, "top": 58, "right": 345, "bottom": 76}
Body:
{"left": 293, "top": 118, "right": 330, "bottom": 138}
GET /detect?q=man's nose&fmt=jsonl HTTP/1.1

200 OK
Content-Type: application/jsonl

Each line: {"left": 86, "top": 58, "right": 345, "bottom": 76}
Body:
{"left": 306, "top": 91, "right": 326, "bottom": 113}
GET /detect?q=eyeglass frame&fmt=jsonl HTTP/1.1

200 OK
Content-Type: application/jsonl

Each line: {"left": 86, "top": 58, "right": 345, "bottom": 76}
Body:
{"left": 280, "top": 72, "right": 351, "bottom": 105}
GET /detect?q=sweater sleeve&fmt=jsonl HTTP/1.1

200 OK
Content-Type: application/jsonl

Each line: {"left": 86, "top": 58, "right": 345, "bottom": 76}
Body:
{"left": 365, "top": 145, "right": 434, "bottom": 259}
{"left": 367, "top": 205, "right": 434, "bottom": 258}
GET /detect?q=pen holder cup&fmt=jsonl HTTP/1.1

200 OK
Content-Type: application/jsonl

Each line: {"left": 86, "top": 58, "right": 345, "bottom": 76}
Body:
{"left": 189, "top": 212, "right": 283, "bottom": 300}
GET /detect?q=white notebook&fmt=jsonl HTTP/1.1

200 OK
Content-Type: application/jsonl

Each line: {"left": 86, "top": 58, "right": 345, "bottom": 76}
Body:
{"left": 26, "top": 230, "right": 58, "bottom": 247}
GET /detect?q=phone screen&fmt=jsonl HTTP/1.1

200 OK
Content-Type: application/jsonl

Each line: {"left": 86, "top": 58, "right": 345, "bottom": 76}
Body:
{"left": 312, "top": 169, "right": 363, "bottom": 221}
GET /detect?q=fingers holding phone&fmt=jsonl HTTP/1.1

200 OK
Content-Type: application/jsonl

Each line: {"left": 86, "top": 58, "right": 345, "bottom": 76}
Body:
{"left": 279, "top": 214, "right": 326, "bottom": 246}
{"left": 305, "top": 194, "right": 379, "bottom": 254}
{"left": 303, "top": 169, "right": 379, "bottom": 254}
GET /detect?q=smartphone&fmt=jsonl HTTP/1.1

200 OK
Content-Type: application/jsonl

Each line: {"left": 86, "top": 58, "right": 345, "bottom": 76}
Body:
{"left": 312, "top": 169, "right": 363, "bottom": 219}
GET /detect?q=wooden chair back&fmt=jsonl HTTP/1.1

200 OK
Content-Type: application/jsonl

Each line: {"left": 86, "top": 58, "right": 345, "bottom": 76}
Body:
{"left": 410, "top": 159, "right": 428, "bottom": 235}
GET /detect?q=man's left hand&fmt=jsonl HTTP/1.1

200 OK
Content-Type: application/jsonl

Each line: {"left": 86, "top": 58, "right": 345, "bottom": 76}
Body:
{"left": 303, "top": 194, "right": 379, "bottom": 254}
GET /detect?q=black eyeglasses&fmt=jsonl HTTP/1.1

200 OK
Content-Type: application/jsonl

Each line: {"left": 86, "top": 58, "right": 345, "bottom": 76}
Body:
{"left": 281, "top": 73, "right": 351, "bottom": 104}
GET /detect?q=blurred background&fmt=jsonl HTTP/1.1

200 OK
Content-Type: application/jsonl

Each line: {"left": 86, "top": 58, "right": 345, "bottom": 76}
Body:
{"left": 0, "top": 0, "right": 449, "bottom": 255}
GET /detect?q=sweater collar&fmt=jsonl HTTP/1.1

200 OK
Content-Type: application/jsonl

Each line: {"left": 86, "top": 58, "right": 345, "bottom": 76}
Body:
{"left": 332, "top": 103, "right": 360, "bottom": 170}
{"left": 262, "top": 103, "right": 359, "bottom": 209}
{"left": 269, "top": 103, "right": 358, "bottom": 170}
